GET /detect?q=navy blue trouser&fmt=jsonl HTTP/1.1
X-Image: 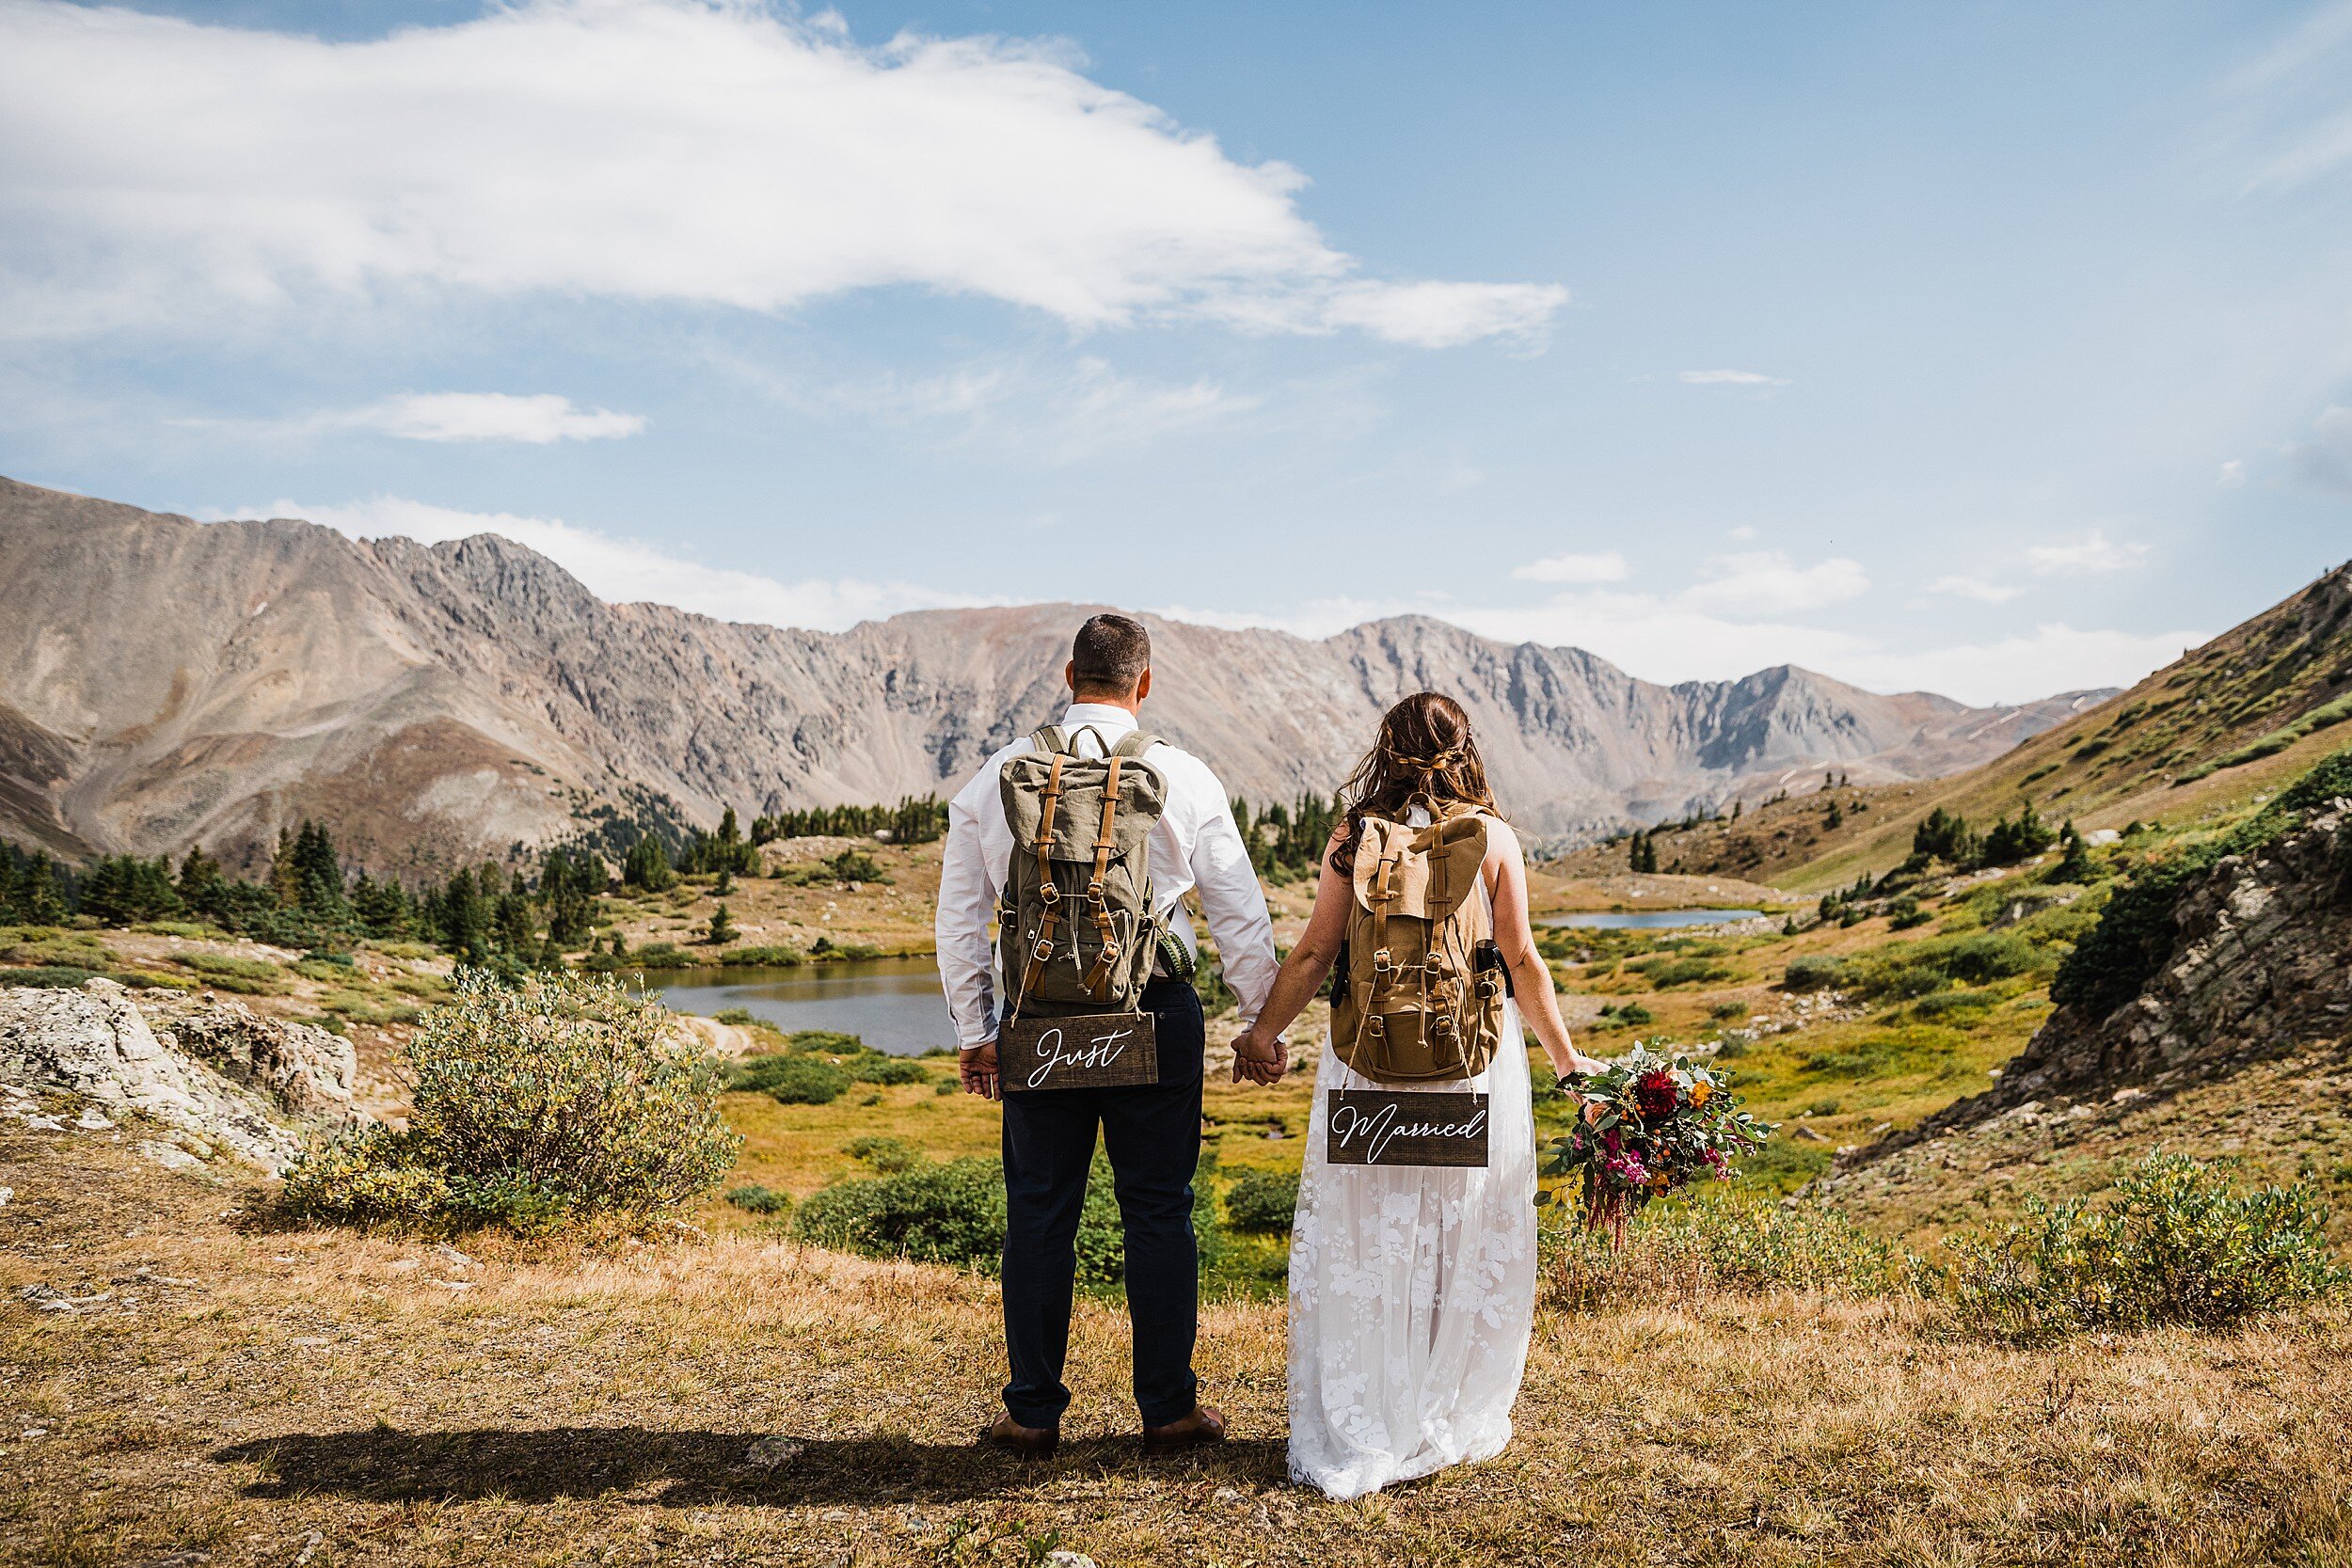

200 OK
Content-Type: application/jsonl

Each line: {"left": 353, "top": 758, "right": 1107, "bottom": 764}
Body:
{"left": 999, "top": 976, "right": 1205, "bottom": 1430}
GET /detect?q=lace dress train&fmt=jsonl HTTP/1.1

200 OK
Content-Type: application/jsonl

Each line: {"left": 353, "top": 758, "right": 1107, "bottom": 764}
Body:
{"left": 1284, "top": 992, "right": 1538, "bottom": 1499}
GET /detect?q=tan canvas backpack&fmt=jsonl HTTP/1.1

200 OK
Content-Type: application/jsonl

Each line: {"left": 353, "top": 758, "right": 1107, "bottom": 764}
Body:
{"left": 1329, "top": 809, "right": 1509, "bottom": 1084}
{"left": 997, "top": 724, "right": 1168, "bottom": 1021}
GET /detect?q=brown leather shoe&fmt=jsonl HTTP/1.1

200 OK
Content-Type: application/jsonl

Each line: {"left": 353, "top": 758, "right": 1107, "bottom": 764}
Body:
{"left": 980, "top": 1411, "right": 1059, "bottom": 1459}
{"left": 1141, "top": 1402, "right": 1228, "bottom": 1454}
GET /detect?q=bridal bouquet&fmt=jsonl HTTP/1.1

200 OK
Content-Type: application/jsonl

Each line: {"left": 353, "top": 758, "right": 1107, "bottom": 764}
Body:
{"left": 1539, "top": 1045, "right": 1772, "bottom": 1245}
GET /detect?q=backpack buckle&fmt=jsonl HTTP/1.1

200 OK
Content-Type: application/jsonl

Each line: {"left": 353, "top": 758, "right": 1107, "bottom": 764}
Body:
{"left": 1371, "top": 948, "right": 1395, "bottom": 977}
{"left": 1030, "top": 937, "right": 1056, "bottom": 963}
{"left": 1364, "top": 1014, "right": 1387, "bottom": 1038}
{"left": 1037, "top": 880, "right": 1060, "bottom": 905}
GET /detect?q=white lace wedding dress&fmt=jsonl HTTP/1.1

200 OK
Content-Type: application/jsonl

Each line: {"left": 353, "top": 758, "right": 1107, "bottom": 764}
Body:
{"left": 1286, "top": 864, "right": 1539, "bottom": 1499}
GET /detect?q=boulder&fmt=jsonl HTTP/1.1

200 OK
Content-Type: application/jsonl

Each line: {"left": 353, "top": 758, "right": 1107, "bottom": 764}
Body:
{"left": 0, "top": 979, "right": 363, "bottom": 1174}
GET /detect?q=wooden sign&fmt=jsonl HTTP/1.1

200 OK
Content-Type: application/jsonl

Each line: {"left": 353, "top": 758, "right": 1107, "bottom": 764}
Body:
{"left": 999, "top": 1013, "right": 1160, "bottom": 1092}
{"left": 1327, "top": 1090, "right": 1490, "bottom": 1167}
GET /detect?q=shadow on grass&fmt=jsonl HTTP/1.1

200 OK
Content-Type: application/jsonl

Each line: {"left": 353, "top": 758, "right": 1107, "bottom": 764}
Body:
{"left": 215, "top": 1426, "right": 1287, "bottom": 1505}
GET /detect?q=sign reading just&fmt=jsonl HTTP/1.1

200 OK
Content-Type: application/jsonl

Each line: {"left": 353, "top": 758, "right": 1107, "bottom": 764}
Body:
{"left": 998, "top": 1012, "right": 1160, "bottom": 1091}
{"left": 1326, "top": 1090, "right": 1491, "bottom": 1167}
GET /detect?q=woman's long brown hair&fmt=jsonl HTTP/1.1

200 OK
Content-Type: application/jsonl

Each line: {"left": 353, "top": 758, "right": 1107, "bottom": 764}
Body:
{"left": 1330, "top": 691, "right": 1500, "bottom": 878}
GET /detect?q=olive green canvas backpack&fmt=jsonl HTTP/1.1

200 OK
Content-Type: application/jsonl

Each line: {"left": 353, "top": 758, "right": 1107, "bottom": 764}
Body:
{"left": 1330, "top": 809, "right": 1508, "bottom": 1084}
{"left": 997, "top": 725, "right": 1168, "bottom": 1021}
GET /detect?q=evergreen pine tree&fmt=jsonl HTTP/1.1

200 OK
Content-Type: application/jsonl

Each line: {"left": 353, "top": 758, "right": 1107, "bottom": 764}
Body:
{"left": 707, "top": 902, "right": 737, "bottom": 944}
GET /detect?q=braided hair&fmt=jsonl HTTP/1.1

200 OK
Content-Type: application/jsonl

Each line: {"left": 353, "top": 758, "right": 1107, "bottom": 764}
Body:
{"left": 1330, "top": 691, "right": 1500, "bottom": 878}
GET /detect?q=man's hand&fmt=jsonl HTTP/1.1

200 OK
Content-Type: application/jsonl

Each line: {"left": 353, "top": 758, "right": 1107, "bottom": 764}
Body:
{"left": 1231, "top": 1024, "right": 1287, "bottom": 1085}
{"left": 959, "top": 1038, "right": 1001, "bottom": 1101}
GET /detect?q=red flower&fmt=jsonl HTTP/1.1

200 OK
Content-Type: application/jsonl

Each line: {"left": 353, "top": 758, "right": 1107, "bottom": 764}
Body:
{"left": 1634, "top": 1069, "right": 1679, "bottom": 1122}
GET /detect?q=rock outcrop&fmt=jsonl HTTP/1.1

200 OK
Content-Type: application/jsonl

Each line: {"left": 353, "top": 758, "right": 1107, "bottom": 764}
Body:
{"left": 0, "top": 475, "right": 2100, "bottom": 867}
{"left": 1834, "top": 800, "right": 2352, "bottom": 1179}
{"left": 0, "top": 979, "right": 362, "bottom": 1172}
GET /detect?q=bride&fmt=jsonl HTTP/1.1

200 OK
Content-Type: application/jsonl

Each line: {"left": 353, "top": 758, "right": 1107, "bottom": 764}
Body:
{"left": 1231, "top": 692, "right": 1604, "bottom": 1499}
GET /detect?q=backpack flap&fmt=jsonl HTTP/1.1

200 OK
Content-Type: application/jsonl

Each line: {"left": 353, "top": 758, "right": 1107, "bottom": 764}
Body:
{"left": 997, "top": 732, "right": 1170, "bottom": 1021}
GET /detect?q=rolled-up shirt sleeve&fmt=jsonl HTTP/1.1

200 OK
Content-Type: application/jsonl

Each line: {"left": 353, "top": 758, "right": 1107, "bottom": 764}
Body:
{"left": 935, "top": 779, "right": 1001, "bottom": 1049}
{"left": 1188, "top": 786, "right": 1279, "bottom": 1026}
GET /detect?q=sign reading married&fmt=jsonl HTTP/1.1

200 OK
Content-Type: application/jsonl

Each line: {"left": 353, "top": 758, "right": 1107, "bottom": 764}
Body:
{"left": 1326, "top": 1090, "right": 1491, "bottom": 1167}
{"left": 999, "top": 1012, "right": 1160, "bottom": 1092}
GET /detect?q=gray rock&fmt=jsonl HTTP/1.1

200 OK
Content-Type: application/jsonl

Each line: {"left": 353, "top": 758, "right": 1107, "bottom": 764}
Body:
{"left": 0, "top": 979, "right": 362, "bottom": 1174}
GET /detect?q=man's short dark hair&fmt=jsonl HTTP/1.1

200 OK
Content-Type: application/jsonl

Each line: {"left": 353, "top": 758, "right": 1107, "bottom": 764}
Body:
{"left": 1072, "top": 612, "right": 1152, "bottom": 696}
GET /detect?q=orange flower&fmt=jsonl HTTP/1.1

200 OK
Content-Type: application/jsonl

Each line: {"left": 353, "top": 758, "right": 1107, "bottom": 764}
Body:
{"left": 1690, "top": 1080, "right": 1713, "bottom": 1107}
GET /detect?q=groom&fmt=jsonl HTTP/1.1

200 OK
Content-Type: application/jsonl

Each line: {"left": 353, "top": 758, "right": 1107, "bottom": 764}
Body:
{"left": 936, "top": 612, "right": 1282, "bottom": 1457}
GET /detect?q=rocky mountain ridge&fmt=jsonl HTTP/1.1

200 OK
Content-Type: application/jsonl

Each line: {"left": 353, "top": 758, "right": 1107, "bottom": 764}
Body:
{"left": 0, "top": 476, "right": 2099, "bottom": 872}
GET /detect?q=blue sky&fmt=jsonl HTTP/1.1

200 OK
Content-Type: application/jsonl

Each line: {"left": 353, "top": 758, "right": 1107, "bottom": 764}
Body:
{"left": 3, "top": 0, "right": 2348, "bottom": 703}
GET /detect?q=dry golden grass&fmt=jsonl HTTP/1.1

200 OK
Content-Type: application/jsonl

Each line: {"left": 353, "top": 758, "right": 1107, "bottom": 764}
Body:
{"left": 9, "top": 1126, "right": 2352, "bottom": 1566}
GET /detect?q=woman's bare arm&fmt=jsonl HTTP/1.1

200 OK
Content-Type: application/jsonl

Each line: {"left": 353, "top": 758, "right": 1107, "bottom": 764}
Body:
{"left": 1488, "top": 824, "right": 1608, "bottom": 1080}
{"left": 1230, "top": 838, "right": 1350, "bottom": 1082}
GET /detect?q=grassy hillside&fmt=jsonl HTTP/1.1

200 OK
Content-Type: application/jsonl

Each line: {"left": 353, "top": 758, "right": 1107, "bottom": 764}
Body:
{"left": 1551, "top": 561, "right": 2352, "bottom": 895}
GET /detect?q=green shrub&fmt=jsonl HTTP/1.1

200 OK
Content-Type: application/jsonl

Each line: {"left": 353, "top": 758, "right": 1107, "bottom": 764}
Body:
{"left": 294, "top": 958, "right": 359, "bottom": 983}
{"left": 133, "top": 921, "right": 219, "bottom": 940}
{"left": 1545, "top": 1198, "right": 1911, "bottom": 1310}
{"left": 1224, "top": 1168, "right": 1300, "bottom": 1234}
{"left": 1936, "top": 1154, "right": 2344, "bottom": 1341}
{"left": 714, "top": 1006, "right": 755, "bottom": 1025}
{"left": 727, "top": 1053, "right": 853, "bottom": 1105}
{"left": 846, "top": 1135, "right": 920, "bottom": 1172}
{"left": 629, "top": 942, "right": 700, "bottom": 970}
{"left": 181, "top": 951, "right": 282, "bottom": 981}
{"left": 0, "top": 965, "right": 103, "bottom": 988}
{"left": 281, "top": 970, "right": 739, "bottom": 1232}
{"left": 794, "top": 1156, "right": 1017, "bottom": 1273}
{"left": 726, "top": 1183, "right": 792, "bottom": 1216}
{"left": 789, "top": 1029, "right": 865, "bottom": 1053}
{"left": 1910, "top": 989, "right": 1998, "bottom": 1022}
{"left": 720, "top": 945, "right": 803, "bottom": 967}
{"left": 794, "top": 1152, "right": 1215, "bottom": 1289}
{"left": 1708, "top": 1000, "right": 1750, "bottom": 1021}
{"left": 1633, "top": 956, "right": 1732, "bottom": 989}
{"left": 848, "top": 1054, "right": 930, "bottom": 1085}
{"left": 1782, "top": 955, "right": 1851, "bottom": 991}
{"left": 1799, "top": 1025, "right": 1960, "bottom": 1079}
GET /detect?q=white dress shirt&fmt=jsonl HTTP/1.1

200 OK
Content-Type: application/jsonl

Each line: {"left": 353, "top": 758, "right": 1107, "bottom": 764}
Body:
{"left": 936, "top": 701, "right": 1279, "bottom": 1050}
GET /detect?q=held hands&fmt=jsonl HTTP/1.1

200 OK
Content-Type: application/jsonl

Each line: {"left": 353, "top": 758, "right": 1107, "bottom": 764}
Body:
{"left": 959, "top": 1038, "right": 1001, "bottom": 1101}
{"left": 1231, "top": 1022, "right": 1288, "bottom": 1085}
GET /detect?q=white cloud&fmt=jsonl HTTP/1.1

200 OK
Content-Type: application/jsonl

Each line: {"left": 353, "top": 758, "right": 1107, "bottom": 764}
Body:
{"left": 1724, "top": 525, "right": 1759, "bottom": 542}
{"left": 1678, "top": 369, "right": 1788, "bottom": 387}
{"left": 2026, "top": 530, "right": 2151, "bottom": 575}
{"left": 223, "top": 496, "right": 988, "bottom": 630}
{"left": 2219, "top": 458, "right": 2247, "bottom": 487}
{"left": 342, "top": 392, "right": 644, "bottom": 444}
{"left": 1678, "top": 550, "right": 1867, "bottom": 616}
{"left": 0, "top": 0, "right": 1563, "bottom": 348}
{"left": 1511, "top": 550, "right": 1630, "bottom": 585}
{"left": 815, "top": 356, "right": 1262, "bottom": 464}
{"left": 1835, "top": 626, "right": 2205, "bottom": 705}
{"left": 1929, "top": 574, "right": 2028, "bottom": 604}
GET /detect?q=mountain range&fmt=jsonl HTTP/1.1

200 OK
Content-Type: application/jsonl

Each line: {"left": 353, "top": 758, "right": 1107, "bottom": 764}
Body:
{"left": 0, "top": 476, "right": 2108, "bottom": 874}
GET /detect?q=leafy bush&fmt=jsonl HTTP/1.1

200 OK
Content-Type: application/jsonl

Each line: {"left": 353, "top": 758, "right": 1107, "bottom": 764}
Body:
{"left": 628, "top": 942, "right": 700, "bottom": 970}
{"left": 726, "top": 1053, "right": 852, "bottom": 1105}
{"left": 720, "top": 945, "right": 803, "bottom": 967}
{"left": 846, "top": 1134, "right": 920, "bottom": 1172}
{"left": 1633, "top": 956, "right": 1732, "bottom": 989}
{"left": 1782, "top": 955, "right": 1851, "bottom": 991}
{"left": 713, "top": 1006, "right": 755, "bottom": 1025}
{"left": 1936, "top": 1154, "right": 2344, "bottom": 1341}
{"left": 795, "top": 1152, "right": 1220, "bottom": 1290}
{"left": 0, "top": 965, "right": 103, "bottom": 988}
{"left": 281, "top": 970, "right": 739, "bottom": 1232}
{"left": 1708, "top": 1000, "right": 1750, "bottom": 1021}
{"left": 848, "top": 1053, "right": 930, "bottom": 1085}
{"left": 726, "top": 1183, "right": 792, "bottom": 1215}
{"left": 1224, "top": 1168, "right": 1301, "bottom": 1233}
{"left": 1544, "top": 1198, "right": 1911, "bottom": 1311}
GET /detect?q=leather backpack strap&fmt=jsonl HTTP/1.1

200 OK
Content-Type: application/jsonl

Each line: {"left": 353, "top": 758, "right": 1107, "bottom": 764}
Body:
{"left": 1016, "top": 752, "right": 1071, "bottom": 1007}
{"left": 1080, "top": 755, "right": 1126, "bottom": 997}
